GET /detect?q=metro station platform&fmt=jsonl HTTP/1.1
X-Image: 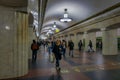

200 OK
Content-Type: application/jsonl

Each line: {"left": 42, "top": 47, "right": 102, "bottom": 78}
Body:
{"left": 5, "top": 46, "right": 120, "bottom": 80}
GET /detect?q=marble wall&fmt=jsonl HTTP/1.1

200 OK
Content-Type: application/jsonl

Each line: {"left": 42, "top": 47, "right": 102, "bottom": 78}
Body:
{"left": 0, "top": 6, "right": 29, "bottom": 79}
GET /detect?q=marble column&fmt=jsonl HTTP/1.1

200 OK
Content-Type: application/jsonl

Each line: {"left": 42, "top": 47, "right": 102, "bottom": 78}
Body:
{"left": 73, "top": 33, "right": 78, "bottom": 49}
{"left": 67, "top": 34, "right": 70, "bottom": 43}
{"left": 0, "top": 7, "right": 29, "bottom": 79}
{"left": 14, "top": 12, "right": 29, "bottom": 77}
{"left": 102, "top": 28, "right": 118, "bottom": 55}
{"left": 84, "top": 32, "right": 89, "bottom": 51}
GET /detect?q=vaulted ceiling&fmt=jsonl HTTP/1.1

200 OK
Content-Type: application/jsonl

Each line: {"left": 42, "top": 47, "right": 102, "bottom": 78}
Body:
{"left": 41, "top": 0, "right": 120, "bottom": 36}
{"left": 0, "top": 0, "right": 120, "bottom": 38}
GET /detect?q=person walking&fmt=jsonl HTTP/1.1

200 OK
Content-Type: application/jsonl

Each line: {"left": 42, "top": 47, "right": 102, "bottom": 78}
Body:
{"left": 88, "top": 40, "right": 94, "bottom": 52}
{"left": 31, "top": 40, "right": 39, "bottom": 62}
{"left": 62, "top": 40, "right": 67, "bottom": 58}
{"left": 52, "top": 40, "right": 62, "bottom": 71}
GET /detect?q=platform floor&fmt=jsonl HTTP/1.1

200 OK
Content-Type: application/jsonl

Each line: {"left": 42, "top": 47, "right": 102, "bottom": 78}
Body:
{"left": 3, "top": 46, "right": 120, "bottom": 80}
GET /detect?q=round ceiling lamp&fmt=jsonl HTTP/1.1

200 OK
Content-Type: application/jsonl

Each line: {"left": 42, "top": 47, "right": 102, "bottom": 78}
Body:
{"left": 60, "top": 8, "right": 72, "bottom": 23}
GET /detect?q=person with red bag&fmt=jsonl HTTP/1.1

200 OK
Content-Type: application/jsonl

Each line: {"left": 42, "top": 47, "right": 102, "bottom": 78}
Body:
{"left": 31, "top": 40, "right": 39, "bottom": 62}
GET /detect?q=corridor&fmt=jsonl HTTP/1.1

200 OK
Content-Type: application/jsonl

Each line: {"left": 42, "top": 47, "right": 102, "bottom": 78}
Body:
{"left": 15, "top": 46, "right": 120, "bottom": 80}
{"left": 0, "top": 0, "right": 120, "bottom": 79}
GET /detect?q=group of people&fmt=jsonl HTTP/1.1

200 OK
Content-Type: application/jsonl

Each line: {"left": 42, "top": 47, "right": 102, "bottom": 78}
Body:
{"left": 31, "top": 39, "right": 101, "bottom": 71}
{"left": 48, "top": 39, "right": 75, "bottom": 70}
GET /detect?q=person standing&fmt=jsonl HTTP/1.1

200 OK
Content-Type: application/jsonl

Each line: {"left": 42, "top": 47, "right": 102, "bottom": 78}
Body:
{"left": 78, "top": 40, "right": 83, "bottom": 52}
{"left": 47, "top": 41, "right": 52, "bottom": 55}
{"left": 61, "top": 40, "right": 67, "bottom": 58}
{"left": 31, "top": 40, "right": 39, "bottom": 62}
{"left": 68, "top": 40, "right": 71, "bottom": 56}
{"left": 68, "top": 40, "right": 74, "bottom": 57}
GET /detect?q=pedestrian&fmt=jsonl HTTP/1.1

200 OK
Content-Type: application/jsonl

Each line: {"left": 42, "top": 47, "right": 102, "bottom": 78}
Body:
{"left": 31, "top": 40, "right": 39, "bottom": 62}
{"left": 52, "top": 40, "right": 62, "bottom": 71}
{"left": 61, "top": 40, "right": 67, "bottom": 58}
{"left": 87, "top": 40, "right": 94, "bottom": 52}
{"left": 68, "top": 40, "right": 74, "bottom": 57}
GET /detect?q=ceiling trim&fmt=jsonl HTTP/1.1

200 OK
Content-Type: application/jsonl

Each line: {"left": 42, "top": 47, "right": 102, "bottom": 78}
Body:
{"left": 39, "top": 0, "right": 48, "bottom": 33}
{"left": 57, "top": 2, "right": 120, "bottom": 33}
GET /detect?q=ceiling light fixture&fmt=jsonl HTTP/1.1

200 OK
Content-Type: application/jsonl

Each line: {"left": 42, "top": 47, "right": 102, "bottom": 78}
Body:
{"left": 53, "top": 22, "right": 56, "bottom": 28}
{"left": 52, "top": 22, "right": 57, "bottom": 30}
{"left": 60, "top": 8, "right": 72, "bottom": 23}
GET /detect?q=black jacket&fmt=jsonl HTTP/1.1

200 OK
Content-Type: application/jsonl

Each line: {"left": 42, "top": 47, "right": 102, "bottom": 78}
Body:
{"left": 52, "top": 44, "right": 62, "bottom": 60}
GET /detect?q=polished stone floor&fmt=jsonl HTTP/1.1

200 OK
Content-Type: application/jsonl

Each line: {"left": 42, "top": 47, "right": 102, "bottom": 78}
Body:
{"left": 3, "top": 46, "right": 120, "bottom": 80}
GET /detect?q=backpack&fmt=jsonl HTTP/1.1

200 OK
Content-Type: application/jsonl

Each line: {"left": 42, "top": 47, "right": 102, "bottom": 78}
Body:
{"left": 31, "top": 43, "right": 39, "bottom": 50}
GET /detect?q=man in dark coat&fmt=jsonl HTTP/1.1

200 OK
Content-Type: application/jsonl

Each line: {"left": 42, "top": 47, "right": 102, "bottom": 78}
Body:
{"left": 68, "top": 40, "right": 74, "bottom": 57}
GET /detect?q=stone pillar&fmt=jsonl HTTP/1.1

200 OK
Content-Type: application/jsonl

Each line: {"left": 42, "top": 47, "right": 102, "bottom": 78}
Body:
{"left": 102, "top": 28, "right": 118, "bottom": 55}
{"left": 66, "top": 34, "right": 70, "bottom": 43}
{"left": 64, "top": 36, "right": 66, "bottom": 41}
{"left": 88, "top": 32, "right": 96, "bottom": 51}
{"left": 64, "top": 35, "right": 68, "bottom": 45}
{"left": 13, "top": 12, "right": 29, "bottom": 77}
{"left": 84, "top": 32, "right": 89, "bottom": 51}
{"left": 73, "top": 33, "right": 78, "bottom": 49}
{"left": 0, "top": 10, "right": 29, "bottom": 79}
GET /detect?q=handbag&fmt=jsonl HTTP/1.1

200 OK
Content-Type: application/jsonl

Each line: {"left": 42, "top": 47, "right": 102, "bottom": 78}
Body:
{"left": 50, "top": 53, "right": 55, "bottom": 63}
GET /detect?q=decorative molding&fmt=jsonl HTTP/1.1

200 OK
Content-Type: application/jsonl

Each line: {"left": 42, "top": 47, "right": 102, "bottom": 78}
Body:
{"left": 76, "top": 32, "right": 84, "bottom": 35}
{"left": 70, "top": 34, "right": 74, "bottom": 36}
{"left": 87, "top": 29, "right": 100, "bottom": 33}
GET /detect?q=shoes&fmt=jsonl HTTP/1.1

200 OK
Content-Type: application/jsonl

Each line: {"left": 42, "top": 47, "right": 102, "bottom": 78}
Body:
{"left": 56, "top": 67, "right": 61, "bottom": 71}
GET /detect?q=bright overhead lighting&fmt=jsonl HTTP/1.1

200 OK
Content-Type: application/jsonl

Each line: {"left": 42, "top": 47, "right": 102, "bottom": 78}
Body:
{"left": 60, "top": 9, "right": 72, "bottom": 23}
{"left": 51, "top": 22, "right": 57, "bottom": 30}
{"left": 53, "top": 22, "right": 56, "bottom": 28}
{"left": 30, "top": 11, "right": 38, "bottom": 16}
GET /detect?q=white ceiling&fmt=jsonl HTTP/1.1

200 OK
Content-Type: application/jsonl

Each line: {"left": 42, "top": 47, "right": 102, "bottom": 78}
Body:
{"left": 0, "top": 0, "right": 120, "bottom": 38}
{"left": 41, "top": 0, "right": 120, "bottom": 35}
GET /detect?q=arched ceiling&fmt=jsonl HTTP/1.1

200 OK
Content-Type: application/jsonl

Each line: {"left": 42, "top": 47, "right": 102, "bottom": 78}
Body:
{"left": 0, "top": 0, "right": 27, "bottom": 7}
{"left": 41, "top": 0, "right": 120, "bottom": 35}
